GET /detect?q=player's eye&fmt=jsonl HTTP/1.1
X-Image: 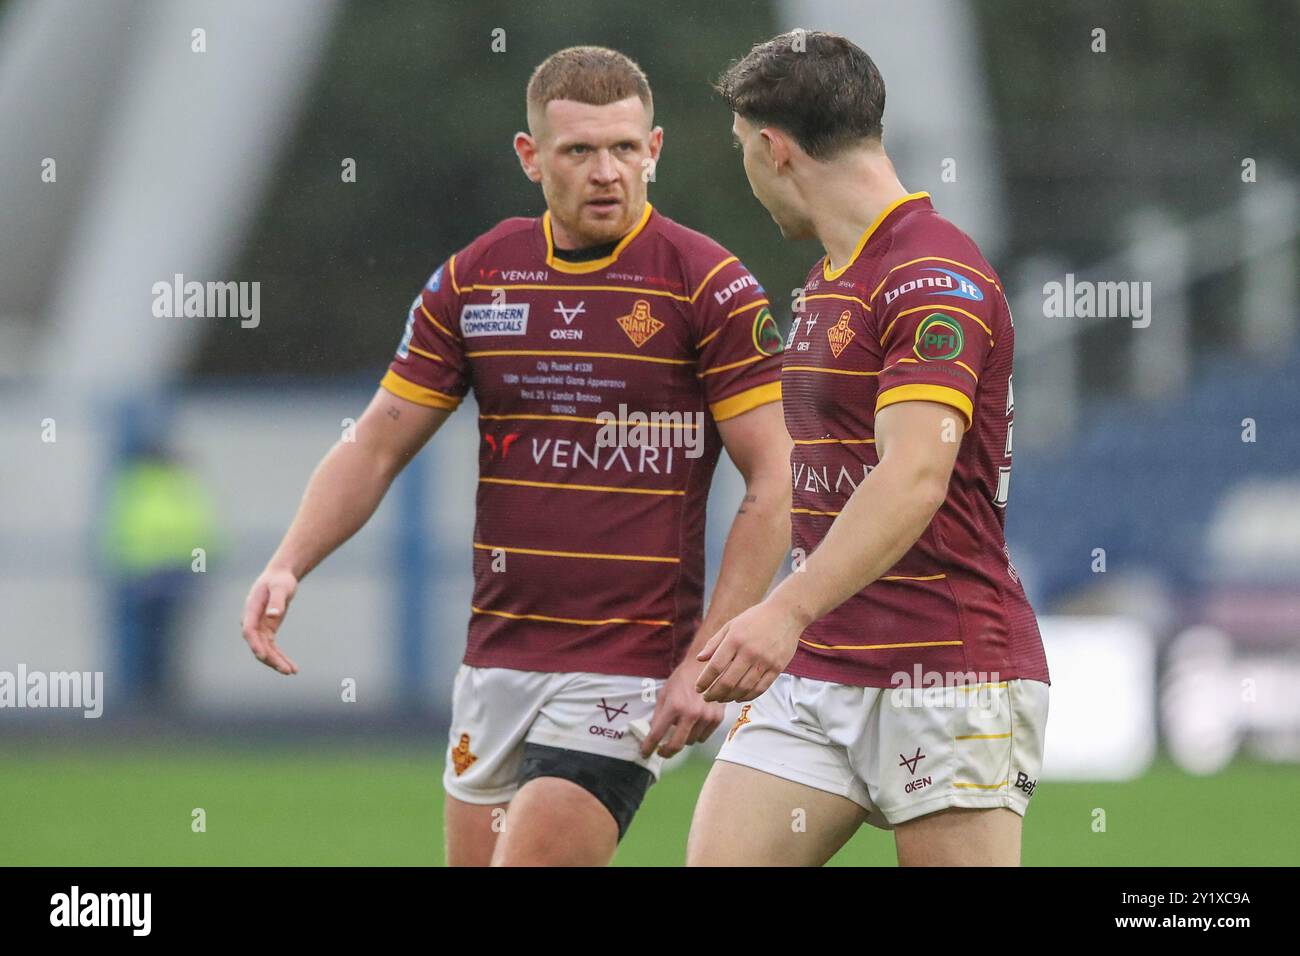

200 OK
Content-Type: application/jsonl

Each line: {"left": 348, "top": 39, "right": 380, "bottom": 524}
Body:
{"left": 570, "top": 144, "right": 589, "bottom": 155}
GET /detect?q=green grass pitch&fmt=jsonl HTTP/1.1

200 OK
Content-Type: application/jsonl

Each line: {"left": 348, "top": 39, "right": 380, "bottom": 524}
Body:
{"left": 4, "top": 746, "right": 1297, "bottom": 865}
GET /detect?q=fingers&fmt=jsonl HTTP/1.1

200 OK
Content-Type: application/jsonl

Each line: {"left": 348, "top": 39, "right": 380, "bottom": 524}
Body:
{"left": 687, "top": 704, "right": 724, "bottom": 745}
{"left": 740, "top": 669, "right": 780, "bottom": 702}
{"left": 261, "top": 639, "right": 299, "bottom": 676}
{"left": 639, "top": 704, "right": 675, "bottom": 759}
{"left": 241, "top": 578, "right": 298, "bottom": 676}
{"left": 696, "top": 624, "right": 728, "bottom": 662}
{"left": 731, "top": 664, "right": 770, "bottom": 703}
{"left": 656, "top": 717, "right": 694, "bottom": 759}
{"left": 701, "top": 655, "right": 755, "bottom": 704}
{"left": 695, "top": 638, "right": 737, "bottom": 695}
{"left": 266, "top": 581, "right": 293, "bottom": 621}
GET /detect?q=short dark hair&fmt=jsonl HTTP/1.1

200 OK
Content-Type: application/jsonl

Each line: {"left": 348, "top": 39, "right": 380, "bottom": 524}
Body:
{"left": 715, "top": 31, "right": 885, "bottom": 159}
{"left": 527, "top": 46, "right": 653, "bottom": 123}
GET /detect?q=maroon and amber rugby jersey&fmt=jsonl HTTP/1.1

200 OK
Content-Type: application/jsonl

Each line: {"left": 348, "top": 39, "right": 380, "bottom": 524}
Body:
{"left": 383, "top": 203, "right": 783, "bottom": 678}
{"left": 783, "top": 192, "right": 1048, "bottom": 688}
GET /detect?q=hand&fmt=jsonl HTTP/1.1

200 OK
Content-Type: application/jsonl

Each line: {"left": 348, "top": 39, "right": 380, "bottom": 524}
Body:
{"left": 694, "top": 600, "right": 804, "bottom": 703}
{"left": 240, "top": 567, "right": 300, "bottom": 675}
{"left": 639, "top": 660, "right": 726, "bottom": 759}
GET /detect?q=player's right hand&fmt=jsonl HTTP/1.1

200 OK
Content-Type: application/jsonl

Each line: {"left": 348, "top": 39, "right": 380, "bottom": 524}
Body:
{"left": 240, "top": 568, "right": 301, "bottom": 675}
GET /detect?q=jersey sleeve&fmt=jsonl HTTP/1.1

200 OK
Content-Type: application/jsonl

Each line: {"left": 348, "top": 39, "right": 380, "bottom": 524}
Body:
{"left": 692, "top": 255, "right": 784, "bottom": 422}
{"left": 380, "top": 256, "right": 469, "bottom": 411}
{"left": 873, "top": 260, "right": 997, "bottom": 430}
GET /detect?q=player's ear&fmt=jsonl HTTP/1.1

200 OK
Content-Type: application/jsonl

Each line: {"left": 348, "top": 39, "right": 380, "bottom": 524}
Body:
{"left": 761, "top": 127, "right": 790, "bottom": 170}
{"left": 513, "top": 131, "right": 543, "bottom": 184}
{"left": 648, "top": 125, "right": 664, "bottom": 161}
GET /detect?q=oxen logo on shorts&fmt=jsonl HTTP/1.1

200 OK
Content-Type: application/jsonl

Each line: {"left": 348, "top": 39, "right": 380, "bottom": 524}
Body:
{"left": 727, "top": 704, "right": 753, "bottom": 741}
{"left": 451, "top": 733, "right": 478, "bottom": 776}
{"left": 616, "top": 300, "right": 664, "bottom": 348}
{"left": 826, "top": 310, "right": 856, "bottom": 358}
{"left": 898, "top": 747, "right": 926, "bottom": 774}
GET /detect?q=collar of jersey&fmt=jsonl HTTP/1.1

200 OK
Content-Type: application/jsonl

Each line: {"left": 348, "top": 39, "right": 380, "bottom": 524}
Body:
{"left": 822, "top": 191, "right": 931, "bottom": 282}
{"left": 543, "top": 201, "right": 654, "bottom": 274}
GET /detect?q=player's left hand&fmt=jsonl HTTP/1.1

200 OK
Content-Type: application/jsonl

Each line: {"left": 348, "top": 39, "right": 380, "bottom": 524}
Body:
{"left": 695, "top": 600, "right": 803, "bottom": 703}
{"left": 640, "top": 661, "right": 725, "bottom": 759}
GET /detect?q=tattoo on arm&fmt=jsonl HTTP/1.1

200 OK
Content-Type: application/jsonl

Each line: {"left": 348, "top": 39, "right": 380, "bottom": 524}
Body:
{"left": 737, "top": 493, "right": 757, "bottom": 515}
{"left": 386, "top": 405, "right": 401, "bottom": 420}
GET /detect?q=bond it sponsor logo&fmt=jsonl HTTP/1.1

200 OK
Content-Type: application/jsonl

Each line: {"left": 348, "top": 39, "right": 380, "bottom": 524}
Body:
{"left": 616, "top": 299, "right": 664, "bottom": 347}
{"left": 826, "top": 310, "right": 855, "bottom": 358}
{"left": 713, "top": 272, "right": 759, "bottom": 306}
{"left": 883, "top": 266, "right": 984, "bottom": 305}
{"left": 913, "top": 313, "right": 964, "bottom": 361}
{"left": 461, "top": 301, "right": 529, "bottom": 336}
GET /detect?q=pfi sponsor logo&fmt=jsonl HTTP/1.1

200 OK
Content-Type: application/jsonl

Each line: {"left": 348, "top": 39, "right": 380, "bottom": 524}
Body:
{"left": 50, "top": 886, "right": 151, "bottom": 936}
{"left": 0, "top": 665, "right": 103, "bottom": 718}
{"left": 151, "top": 273, "right": 260, "bottom": 328}
{"left": 595, "top": 403, "right": 705, "bottom": 459}
{"left": 1042, "top": 273, "right": 1152, "bottom": 328}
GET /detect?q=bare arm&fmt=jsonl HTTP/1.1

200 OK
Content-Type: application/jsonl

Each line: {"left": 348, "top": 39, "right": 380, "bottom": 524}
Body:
{"left": 240, "top": 386, "right": 452, "bottom": 674}
{"left": 692, "top": 400, "right": 793, "bottom": 656}
{"left": 640, "top": 399, "right": 792, "bottom": 757}
{"left": 696, "top": 399, "right": 962, "bottom": 702}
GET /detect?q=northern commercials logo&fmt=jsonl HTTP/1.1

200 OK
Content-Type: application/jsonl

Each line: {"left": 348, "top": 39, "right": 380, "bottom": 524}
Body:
{"left": 461, "top": 301, "right": 529, "bottom": 337}
{"left": 50, "top": 886, "right": 151, "bottom": 936}
{"left": 883, "top": 267, "right": 984, "bottom": 305}
{"left": 151, "top": 273, "right": 259, "bottom": 328}
{"left": 913, "top": 313, "right": 964, "bottom": 361}
{"left": 0, "top": 665, "right": 103, "bottom": 718}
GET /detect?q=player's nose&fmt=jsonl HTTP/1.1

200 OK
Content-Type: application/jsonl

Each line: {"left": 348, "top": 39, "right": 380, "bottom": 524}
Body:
{"left": 590, "top": 149, "right": 618, "bottom": 184}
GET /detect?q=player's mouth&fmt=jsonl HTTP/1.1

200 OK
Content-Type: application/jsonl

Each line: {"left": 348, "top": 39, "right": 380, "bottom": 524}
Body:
{"left": 585, "top": 197, "right": 622, "bottom": 213}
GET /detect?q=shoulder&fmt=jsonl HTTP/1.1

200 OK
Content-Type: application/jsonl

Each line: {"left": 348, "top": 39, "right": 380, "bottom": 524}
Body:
{"left": 448, "top": 216, "right": 538, "bottom": 286}
{"left": 645, "top": 208, "right": 749, "bottom": 288}
{"left": 876, "top": 205, "right": 1002, "bottom": 299}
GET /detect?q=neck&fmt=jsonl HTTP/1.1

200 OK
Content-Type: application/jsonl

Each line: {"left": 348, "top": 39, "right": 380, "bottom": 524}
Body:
{"left": 550, "top": 200, "right": 646, "bottom": 251}
{"left": 803, "top": 148, "right": 909, "bottom": 272}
